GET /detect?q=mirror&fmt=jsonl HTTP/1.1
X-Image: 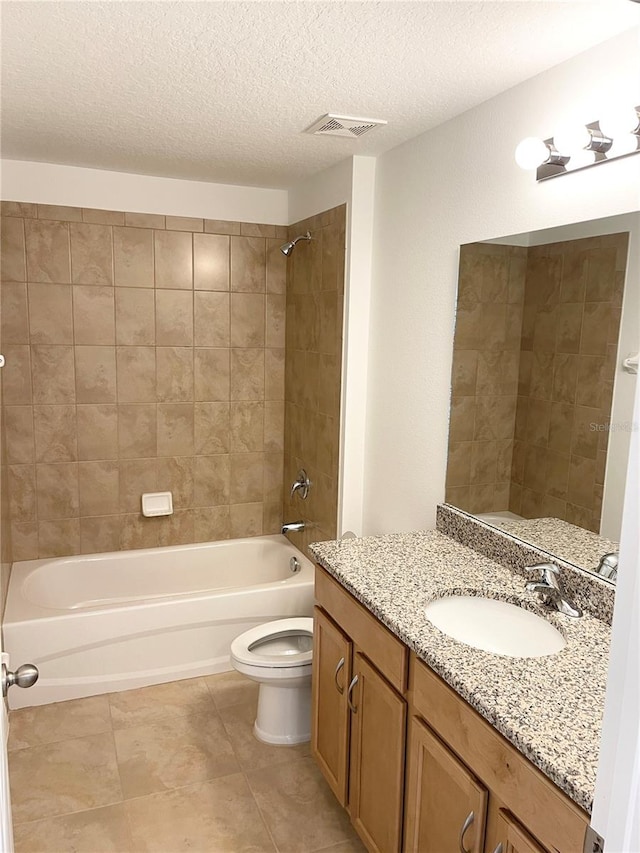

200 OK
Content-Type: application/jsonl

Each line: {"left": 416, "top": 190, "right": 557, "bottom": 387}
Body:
{"left": 445, "top": 213, "right": 639, "bottom": 581}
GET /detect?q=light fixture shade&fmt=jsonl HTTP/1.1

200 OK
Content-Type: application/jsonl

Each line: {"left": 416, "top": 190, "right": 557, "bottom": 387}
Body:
{"left": 599, "top": 107, "right": 640, "bottom": 140}
{"left": 518, "top": 105, "right": 640, "bottom": 182}
{"left": 553, "top": 124, "right": 591, "bottom": 156}
{"left": 565, "top": 149, "right": 597, "bottom": 171}
{"left": 606, "top": 133, "right": 640, "bottom": 158}
{"left": 515, "top": 137, "right": 550, "bottom": 170}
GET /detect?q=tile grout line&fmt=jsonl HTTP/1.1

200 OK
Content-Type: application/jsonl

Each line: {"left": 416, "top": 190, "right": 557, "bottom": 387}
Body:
{"left": 241, "top": 768, "right": 280, "bottom": 853}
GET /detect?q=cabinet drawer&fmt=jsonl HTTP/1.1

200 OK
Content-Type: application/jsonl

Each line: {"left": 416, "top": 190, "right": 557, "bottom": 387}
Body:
{"left": 410, "top": 656, "right": 588, "bottom": 853}
{"left": 315, "top": 566, "right": 408, "bottom": 694}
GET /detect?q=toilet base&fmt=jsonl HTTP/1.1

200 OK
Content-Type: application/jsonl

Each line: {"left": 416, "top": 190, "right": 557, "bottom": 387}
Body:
{"left": 253, "top": 679, "right": 312, "bottom": 745}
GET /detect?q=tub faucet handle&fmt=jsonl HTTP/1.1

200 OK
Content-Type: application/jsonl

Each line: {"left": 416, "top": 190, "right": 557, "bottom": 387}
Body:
{"left": 290, "top": 469, "right": 311, "bottom": 500}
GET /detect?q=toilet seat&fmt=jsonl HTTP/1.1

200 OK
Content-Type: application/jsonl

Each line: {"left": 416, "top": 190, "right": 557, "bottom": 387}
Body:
{"left": 230, "top": 617, "right": 313, "bottom": 669}
{"left": 230, "top": 616, "right": 314, "bottom": 745}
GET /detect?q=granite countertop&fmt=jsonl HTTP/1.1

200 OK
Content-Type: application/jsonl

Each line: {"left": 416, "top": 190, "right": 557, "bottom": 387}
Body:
{"left": 309, "top": 529, "right": 611, "bottom": 814}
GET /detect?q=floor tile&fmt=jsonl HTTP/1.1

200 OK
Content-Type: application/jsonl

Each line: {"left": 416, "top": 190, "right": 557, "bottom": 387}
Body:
{"left": 108, "top": 677, "right": 214, "bottom": 729}
{"left": 13, "top": 803, "right": 133, "bottom": 853}
{"left": 114, "top": 712, "right": 239, "bottom": 798}
{"left": 218, "top": 700, "right": 309, "bottom": 772}
{"left": 9, "top": 732, "right": 122, "bottom": 823}
{"left": 316, "top": 838, "right": 368, "bottom": 853}
{"left": 205, "top": 670, "right": 259, "bottom": 709}
{"left": 124, "top": 774, "right": 276, "bottom": 852}
{"left": 9, "top": 695, "right": 112, "bottom": 751}
{"left": 246, "top": 756, "right": 357, "bottom": 853}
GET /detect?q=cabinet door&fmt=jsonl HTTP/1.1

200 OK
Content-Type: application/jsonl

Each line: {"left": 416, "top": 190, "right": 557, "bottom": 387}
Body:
{"left": 404, "top": 715, "right": 488, "bottom": 853}
{"left": 492, "top": 810, "right": 548, "bottom": 853}
{"left": 311, "top": 606, "right": 352, "bottom": 806}
{"left": 349, "top": 651, "right": 406, "bottom": 853}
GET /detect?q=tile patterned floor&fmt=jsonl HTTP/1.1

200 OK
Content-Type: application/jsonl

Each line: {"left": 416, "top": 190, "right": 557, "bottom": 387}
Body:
{"left": 8, "top": 673, "right": 366, "bottom": 853}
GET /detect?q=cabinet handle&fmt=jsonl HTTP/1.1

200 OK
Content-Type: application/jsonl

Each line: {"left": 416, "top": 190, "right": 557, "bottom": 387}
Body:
{"left": 347, "top": 674, "right": 359, "bottom": 713}
{"left": 334, "top": 657, "right": 345, "bottom": 694}
{"left": 459, "top": 810, "right": 474, "bottom": 853}
{"left": 492, "top": 845, "right": 504, "bottom": 853}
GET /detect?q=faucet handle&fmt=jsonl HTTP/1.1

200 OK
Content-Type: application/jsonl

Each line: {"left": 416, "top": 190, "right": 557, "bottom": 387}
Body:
{"left": 290, "top": 469, "right": 311, "bottom": 500}
{"left": 596, "top": 552, "right": 618, "bottom": 580}
{"left": 526, "top": 563, "right": 582, "bottom": 618}
{"left": 528, "top": 562, "right": 561, "bottom": 588}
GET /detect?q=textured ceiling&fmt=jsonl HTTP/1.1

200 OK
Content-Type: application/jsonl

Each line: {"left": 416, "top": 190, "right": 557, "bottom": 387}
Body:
{"left": 1, "top": 1, "right": 638, "bottom": 189}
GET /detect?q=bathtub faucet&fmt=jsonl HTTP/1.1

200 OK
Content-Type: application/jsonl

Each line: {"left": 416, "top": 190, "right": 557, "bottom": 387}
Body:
{"left": 282, "top": 521, "right": 305, "bottom": 534}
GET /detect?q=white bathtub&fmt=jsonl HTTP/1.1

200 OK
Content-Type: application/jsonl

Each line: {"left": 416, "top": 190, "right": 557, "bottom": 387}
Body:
{"left": 474, "top": 511, "right": 524, "bottom": 526}
{"left": 3, "top": 535, "right": 314, "bottom": 709}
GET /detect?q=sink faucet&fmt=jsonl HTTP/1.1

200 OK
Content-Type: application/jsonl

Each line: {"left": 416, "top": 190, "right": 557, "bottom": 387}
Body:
{"left": 596, "top": 552, "right": 618, "bottom": 581}
{"left": 525, "top": 563, "right": 582, "bottom": 618}
{"left": 282, "top": 521, "right": 305, "bottom": 534}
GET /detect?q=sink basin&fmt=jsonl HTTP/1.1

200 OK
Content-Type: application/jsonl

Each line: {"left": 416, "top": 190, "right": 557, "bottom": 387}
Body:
{"left": 424, "top": 596, "right": 566, "bottom": 658}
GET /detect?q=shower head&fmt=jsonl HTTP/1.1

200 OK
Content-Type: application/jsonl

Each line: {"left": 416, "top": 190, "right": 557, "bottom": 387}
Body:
{"left": 280, "top": 231, "right": 312, "bottom": 256}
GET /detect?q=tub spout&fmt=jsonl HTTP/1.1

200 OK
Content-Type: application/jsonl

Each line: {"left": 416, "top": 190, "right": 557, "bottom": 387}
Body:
{"left": 282, "top": 521, "right": 305, "bottom": 534}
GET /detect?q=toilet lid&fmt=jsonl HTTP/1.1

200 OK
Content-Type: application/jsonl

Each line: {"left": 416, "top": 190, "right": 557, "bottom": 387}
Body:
{"left": 231, "top": 617, "right": 313, "bottom": 668}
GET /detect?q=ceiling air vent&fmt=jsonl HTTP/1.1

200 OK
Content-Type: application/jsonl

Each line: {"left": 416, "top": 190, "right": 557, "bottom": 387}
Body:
{"left": 306, "top": 114, "right": 387, "bottom": 138}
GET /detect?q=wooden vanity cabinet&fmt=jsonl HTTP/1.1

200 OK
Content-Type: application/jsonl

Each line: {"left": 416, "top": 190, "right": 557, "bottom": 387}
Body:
{"left": 311, "top": 606, "right": 352, "bottom": 805}
{"left": 312, "top": 567, "right": 590, "bottom": 853}
{"left": 410, "top": 657, "right": 589, "bottom": 853}
{"left": 312, "top": 568, "right": 409, "bottom": 853}
{"left": 349, "top": 651, "right": 407, "bottom": 852}
{"left": 404, "top": 715, "right": 487, "bottom": 853}
{"left": 493, "top": 810, "right": 548, "bottom": 853}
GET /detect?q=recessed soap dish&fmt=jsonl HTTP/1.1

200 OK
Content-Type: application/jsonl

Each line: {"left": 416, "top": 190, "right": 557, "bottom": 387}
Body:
{"left": 141, "top": 492, "right": 173, "bottom": 517}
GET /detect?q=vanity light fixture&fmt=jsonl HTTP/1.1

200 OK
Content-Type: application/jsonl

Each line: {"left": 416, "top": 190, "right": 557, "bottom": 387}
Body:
{"left": 516, "top": 105, "right": 640, "bottom": 180}
{"left": 514, "top": 137, "right": 568, "bottom": 171}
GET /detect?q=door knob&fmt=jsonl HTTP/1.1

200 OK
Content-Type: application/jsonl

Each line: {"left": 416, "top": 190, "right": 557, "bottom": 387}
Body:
{"left": 1, "top": 663, "right": 39, "bottom": 697}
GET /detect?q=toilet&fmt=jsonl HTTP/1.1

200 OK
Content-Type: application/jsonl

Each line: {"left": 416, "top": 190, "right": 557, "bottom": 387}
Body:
{"left": 230, "top": 617, "right": 314, "bottom": 745}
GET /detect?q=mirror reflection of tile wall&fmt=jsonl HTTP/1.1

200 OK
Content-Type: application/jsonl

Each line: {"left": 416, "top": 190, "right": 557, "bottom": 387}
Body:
{"left": 446, "top": 233, "right": 628, "bottom": 534}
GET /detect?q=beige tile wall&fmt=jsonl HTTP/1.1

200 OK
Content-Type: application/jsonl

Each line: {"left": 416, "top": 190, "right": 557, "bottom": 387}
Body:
{"left": 1, "top": 388, "right": 12, "bottom": 615}
{"left": 282, "top": 205, "right": 346, "bottom": 554}
{"left": 1, "top": 215, "right": 13, "bottom": 610}
{"left": 446, "top": 243, "right": 526, "bottom": 513}
{"left": 511, "top": 233, "right": 628, "bottom": 532}
{"left": 446, "top": 233, "right": 628, "bottom": 533}
{"left": 0, "top": 201, "right": 288, "bottom": 559}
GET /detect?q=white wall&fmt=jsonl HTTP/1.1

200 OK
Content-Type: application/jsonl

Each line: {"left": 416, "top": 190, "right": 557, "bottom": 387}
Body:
{"left": 0, "top": 160, "right": 289, "bottom": 224}
{"left": 591, "top": 379, "right": 640, "bottom": 852}
{"left": 339, "top": 157, "right": 377, "bottom": 537}
{"left": 288, "top": 157, "right": 354, "bottom": 226}
{"left": 364, "top": 28, "right": 640, "bottom": 536}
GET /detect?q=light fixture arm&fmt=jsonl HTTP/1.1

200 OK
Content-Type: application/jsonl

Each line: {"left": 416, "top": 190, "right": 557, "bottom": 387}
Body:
{"left": 516, "top": 106, "right": 640, "bottom": 181}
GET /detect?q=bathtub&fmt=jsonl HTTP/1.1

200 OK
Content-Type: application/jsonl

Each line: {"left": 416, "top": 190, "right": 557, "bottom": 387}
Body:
{"left": 3, "top": 535, "right": 314, "bottom": 709}
{"left": 474, "top": 510, "right": 524, "bottom": 526}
